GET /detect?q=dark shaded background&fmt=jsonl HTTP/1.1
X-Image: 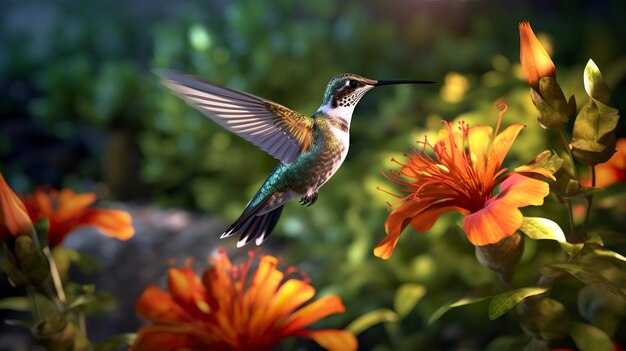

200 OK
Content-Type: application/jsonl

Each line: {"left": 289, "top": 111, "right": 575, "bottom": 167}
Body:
{"left": 1, "top": 0, "right": 625, "bottom": 350}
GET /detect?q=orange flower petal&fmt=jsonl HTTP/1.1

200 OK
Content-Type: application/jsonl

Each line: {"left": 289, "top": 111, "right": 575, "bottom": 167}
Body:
{"left": 0, "top": 173, "right": 33, "bottom": 238}
{"left": 519, "top": 21, "right": 555, "bottom": 87}
{"left": 468, "top": 125, "right": 493, "bottom": 175}
{"left": 136, "top": 285, "right": 189, "bottom": 323}
{"left": 489, "top": 124, "right": 525, "bottom": 173}
{"left": 267, "top": 278, "right": 315, "bottom": 323}
{"left": 304, "top": 330, "right": 358, "bottom": 351}
{"left": 77, "top": 208, "right": 134, "bottom": 240}
{"left": 23, "top": 189, "right": 54, "bottom": 222}
{"left": 282, "top": 296, "right": 345, "bottom": 334}
{"left": 168, "top": 267, "right": 208, "bottom": 312}
{"left": 498, "top": 173, "right": 550, "bottom": 208}
{"left": 463, "top": 200, "right": 522, "bottom": 246}
{"left": 375, "top": 201, "right": 452, "bottom": 260}
{"left": 247, "top": 254, "right": 284, "bottom": 308}
{"left": 464, "top": 174, "right": 549, "bottom": 245}
{"left": 56, "top": 190, "right": 96, "bottom": 221}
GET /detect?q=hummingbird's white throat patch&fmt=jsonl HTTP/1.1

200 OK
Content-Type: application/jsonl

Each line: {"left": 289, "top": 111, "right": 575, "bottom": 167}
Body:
{"left": 318, "top": 85, "right": 373, "bottom": 126}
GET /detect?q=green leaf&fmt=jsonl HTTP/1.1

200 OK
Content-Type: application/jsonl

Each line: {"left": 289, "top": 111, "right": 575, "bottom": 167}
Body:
{"left": 0, "top": 297, "right": 31, "bottom": 312}
{"left": 585, "top": 244, "right": 626, "bottom": 264}
{"left": 571, "top": 98, "right": 620, "bottom": 165}
{"left": 515, "top": 150, "right": 563, "bottom": 175}
{"left": 53, "top": 247, "right": 102, "bottom": 274}
{"left": 346, "top": 308, "right": 398, "bottom": 335}
{"left": 488, "top": 286, "right": 550, "bottom": 320}
{"left": 542, "top": 263, "right": 626, "bottom": 299}
{"left": 428, "top": 288, "right": 496, "bottom": 324}
{"left": 393, "top": 283, "right": 426, "bottom": 318}
{"left": 95, "top": 333, "right": 136, "bottom": 351}
{"left": 519, "top": 217, "right": 581, "bottom": 256}
{"left": 584, "top": 59, "right": 611, "bottom": 105}
{"left": 519, "top": 298, "right": 569, "bottom": 340}
{"left": 570, "top": 322, "right": 613, "bottom": 351}
{"left": 34, "top": 217, "right": 49, "bottom": 249}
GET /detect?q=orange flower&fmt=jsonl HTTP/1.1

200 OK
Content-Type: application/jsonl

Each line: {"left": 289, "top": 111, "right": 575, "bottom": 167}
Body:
{"left": 581, "top": 138, "right": 626, "bottom": 187}
{"left": 519, "top": 21, "right": 556, "bottom": 87}
{"left": 21, "top": 188, "right": 134, "bottom": 247}
{"left": 132, "top": 249, "right": 357, "bottom": 351}
{"left": 374, "top": 104, "right": 554, "bottom": 259}
{"left": 0, "top": 173, "right": 33, "bottom": 240}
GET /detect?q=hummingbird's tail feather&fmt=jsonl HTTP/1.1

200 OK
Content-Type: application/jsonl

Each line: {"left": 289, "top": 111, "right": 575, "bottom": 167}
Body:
{"left": 236, "top": 205, "right": 284, "bottom": 248}
{"left": 220, "top": 195, "right": 284, "bottom": 246}
{"left": 221, "top": 196, "right": 272, "bottom": 239}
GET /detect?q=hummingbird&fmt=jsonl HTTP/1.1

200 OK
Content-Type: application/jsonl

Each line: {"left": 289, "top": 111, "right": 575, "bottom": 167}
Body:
{"left": 156, "top": 70, "right": 433, "bottom": 247}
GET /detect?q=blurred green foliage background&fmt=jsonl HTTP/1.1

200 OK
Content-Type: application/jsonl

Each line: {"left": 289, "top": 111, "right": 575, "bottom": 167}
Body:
{"left": 1, "top": 0, "right": 625, "bottom": 349}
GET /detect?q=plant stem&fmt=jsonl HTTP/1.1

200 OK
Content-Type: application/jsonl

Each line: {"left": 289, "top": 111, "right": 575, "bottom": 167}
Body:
{"left": 557, "top": 129, "right": 578, "bottom": 180}
{"left": 580, "top": 165, "right": 596, "bottom": 241}
{"left": 79, "top": 312, "right": 87, "bottom": 339}
{"left": 556, "top": 128, "right": 579, "bottom": 241}
{"left": 43, "top": 247, "right": 66, "bottom": 304}
{"left": 27, "top": 285, "right": 42, "bottom": 321}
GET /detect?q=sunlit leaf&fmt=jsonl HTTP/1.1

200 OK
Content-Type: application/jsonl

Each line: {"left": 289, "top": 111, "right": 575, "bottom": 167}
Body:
{"left": 428, "top": 288, "right": 497, "bottom": 324}
{"left": 394, "top": 283, "right": 426, "bottom": 318}
{"left": 0, "top": 297, "right": 31, "bottom": 312}
{"left": 519, "top": 217, "right": 581, "bottom": 256}
{"left": 346, "top": 308, "right": 398, "bottom": 335}
{"left": 570, "top": 322, "right": 613, "bottom": 351}
{"left": 585, "top": 244, "right": 626, "bottom": 264}
{"left": 488, "top": 286, "right": 550, "bottom": 320}
{"left": 542, "top": 263, "right": 626, "bottom": 299}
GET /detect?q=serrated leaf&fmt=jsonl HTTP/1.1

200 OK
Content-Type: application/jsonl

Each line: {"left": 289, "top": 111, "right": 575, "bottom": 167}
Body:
{"left": 543, "top": 263, "right": 626, "bottom": 299}
{"left": 428, "top": 288, "right": 496, "bottom": 324}
{"left": 0, "top": 297, "right": 31, "bottom": 312}
{"left": 346, "top": 308, "right": 398, "bottom": 335}
{"left": 488, "top": 286, "right": 550, "bottom": 320}
{"left": 95, "top": 333, "right": 136, "bottom": 351}
{"left": 394, "top": 283, "right": 426, "bottom": 318}
{"left": 570, "top": 322, "right": 613, "bottom": 351}
{"left": 520, "top": 217, "right": 581, "bottom": 256}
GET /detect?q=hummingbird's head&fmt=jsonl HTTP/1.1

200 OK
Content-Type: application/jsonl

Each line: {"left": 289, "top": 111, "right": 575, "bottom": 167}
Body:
{"left": 318, "top": 73, "right": 434, "bottom": 125}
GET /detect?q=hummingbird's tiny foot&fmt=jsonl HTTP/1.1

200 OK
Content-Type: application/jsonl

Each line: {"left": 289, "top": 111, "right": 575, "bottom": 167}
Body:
{"left": 300, "top": 192, "right": 318, "bottom": 206}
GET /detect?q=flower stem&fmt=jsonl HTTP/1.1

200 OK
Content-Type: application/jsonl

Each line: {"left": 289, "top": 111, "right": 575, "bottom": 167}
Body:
{"left": 43, "top": 247, "right": 66, "bottom": 303}
{"left": 580, "top": 165, "right": 596, "bottom": 241}
{"left": 27, "top": 285, "right": 42, "bottom": 321}
{"left": 556, "top": 128, "right": 579, "bottom": 241}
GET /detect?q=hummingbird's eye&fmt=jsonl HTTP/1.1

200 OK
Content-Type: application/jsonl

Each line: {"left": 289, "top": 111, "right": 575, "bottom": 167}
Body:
{"left": 348, "top": 80, "right": 359, "bottom": 88}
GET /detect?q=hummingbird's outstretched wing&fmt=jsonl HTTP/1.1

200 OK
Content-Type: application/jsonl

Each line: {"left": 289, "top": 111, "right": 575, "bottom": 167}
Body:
{"left": 155, "top": 70, "right": 314, "bottom": 164}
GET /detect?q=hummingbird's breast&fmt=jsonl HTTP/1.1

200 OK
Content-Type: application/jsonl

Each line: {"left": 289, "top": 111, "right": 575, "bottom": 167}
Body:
{"left": 289, "top": 117, "right": 349, "bottom": 195}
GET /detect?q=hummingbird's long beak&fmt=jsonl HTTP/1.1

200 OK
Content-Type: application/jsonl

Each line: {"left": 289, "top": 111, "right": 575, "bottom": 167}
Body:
{"left": 374, "top": 79, "right": 435, "bottom": 86}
